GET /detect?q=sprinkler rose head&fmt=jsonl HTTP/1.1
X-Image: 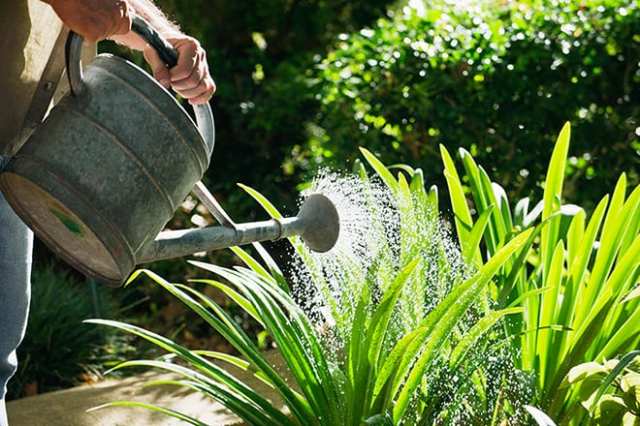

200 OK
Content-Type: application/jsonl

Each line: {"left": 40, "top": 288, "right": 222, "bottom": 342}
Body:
{"left": 297, "top": 193, "right": 340, "bottom": 253}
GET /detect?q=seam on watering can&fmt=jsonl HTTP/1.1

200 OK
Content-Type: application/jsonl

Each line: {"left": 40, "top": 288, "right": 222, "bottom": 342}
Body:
{"left": 2, "top": 155, "right": 135, "bottom": 280}
{"left": 59, "top": 105, "right": 177, "bottom": 218}
{"left": 93, "top": 64, "right": 208, "bottom": 176}
{"left": 271, "top": 218, "right": 283, "bottom": 241}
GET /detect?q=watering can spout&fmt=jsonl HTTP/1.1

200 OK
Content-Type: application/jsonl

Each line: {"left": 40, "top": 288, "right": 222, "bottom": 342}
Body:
{"left": 138, "top": 192, "right": 340, "bottom": 264}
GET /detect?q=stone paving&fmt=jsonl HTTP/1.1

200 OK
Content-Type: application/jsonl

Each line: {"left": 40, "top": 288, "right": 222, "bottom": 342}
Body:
{"left": 7, "top": 352, "right": 286, "bottom": 426}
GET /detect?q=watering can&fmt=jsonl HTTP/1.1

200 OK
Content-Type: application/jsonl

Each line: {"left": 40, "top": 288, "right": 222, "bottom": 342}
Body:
{"left": 0, "top": 17, "right": 339, "bottom": 287}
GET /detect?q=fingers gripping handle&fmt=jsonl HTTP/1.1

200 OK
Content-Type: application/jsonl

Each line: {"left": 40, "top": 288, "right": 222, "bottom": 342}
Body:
{"left": 65, "top": 16, "right": 215, "bottom": 157}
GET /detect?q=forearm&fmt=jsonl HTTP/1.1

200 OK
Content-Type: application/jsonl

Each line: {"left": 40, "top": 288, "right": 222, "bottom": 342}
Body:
{"left": 127, "top": 0, "right": 181, "bottom": 37}
{"left": 111, "top": 0, "right": 182, "bottom": 50}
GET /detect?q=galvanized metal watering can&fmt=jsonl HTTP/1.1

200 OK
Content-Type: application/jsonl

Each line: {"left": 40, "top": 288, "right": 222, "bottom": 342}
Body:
{"left": 0, "top": 18, "right": 339, "bottom": 287}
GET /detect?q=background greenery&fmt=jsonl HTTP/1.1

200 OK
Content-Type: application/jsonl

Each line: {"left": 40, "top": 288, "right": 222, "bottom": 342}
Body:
{"left": 304, "top": 0, "right": 640, "bottom": 209}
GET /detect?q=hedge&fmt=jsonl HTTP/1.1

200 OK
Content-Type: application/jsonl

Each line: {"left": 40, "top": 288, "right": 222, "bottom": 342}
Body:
{"left": 302, "top": 0, "right": 640, "bottom": 207}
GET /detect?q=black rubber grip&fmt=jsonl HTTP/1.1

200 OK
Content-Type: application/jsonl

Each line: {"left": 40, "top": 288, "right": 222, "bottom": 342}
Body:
{"left": 131, "top": 16, "right": 179, "bottom": 68}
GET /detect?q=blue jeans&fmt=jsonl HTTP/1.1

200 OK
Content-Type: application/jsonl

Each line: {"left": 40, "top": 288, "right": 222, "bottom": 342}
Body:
{"left": 0, "top": 159, "right": 33, "bottom": 425}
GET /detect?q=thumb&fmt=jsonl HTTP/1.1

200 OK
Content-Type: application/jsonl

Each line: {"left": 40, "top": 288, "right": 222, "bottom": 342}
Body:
{"left": 143, "top": 47, "right": 171, "bottom": 89}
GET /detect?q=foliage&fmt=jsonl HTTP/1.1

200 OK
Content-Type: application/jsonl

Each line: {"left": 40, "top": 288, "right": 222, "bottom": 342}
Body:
{"left": 440, "top": 122, "right": 640, "bottom": 422}
{"left": 6, "top": 265, "right": 137, "bottom": 399}
{"left": 305, "top": 0, "right": 640, "bottom": 208}
{"left": 563, "top": 351, "right": 640, "bottom": 424}
{"left": 87, "top": 121, "right": 640, "bottom": 424}
{"left": 90, "top": 156, "right": 534, "bottom": 424}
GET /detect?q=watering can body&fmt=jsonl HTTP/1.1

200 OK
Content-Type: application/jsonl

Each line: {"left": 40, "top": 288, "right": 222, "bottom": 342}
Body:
{"left": 0, "top": 20, "right": 215, "bottom": 286}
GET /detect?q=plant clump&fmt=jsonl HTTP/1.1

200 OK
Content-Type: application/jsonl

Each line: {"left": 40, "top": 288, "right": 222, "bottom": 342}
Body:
{"left": 91, "top": 123, "right": 640, "bottom": 425}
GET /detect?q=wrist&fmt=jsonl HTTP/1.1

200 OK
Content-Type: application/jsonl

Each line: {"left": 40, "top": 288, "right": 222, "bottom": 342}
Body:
{"left": 126, "top": 0, "right": 182, "bottom": 39}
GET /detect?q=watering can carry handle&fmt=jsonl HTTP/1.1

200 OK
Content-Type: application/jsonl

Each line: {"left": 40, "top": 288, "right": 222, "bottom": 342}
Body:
{"left": 65, "top": 16, "right": 215, "bottom": 158}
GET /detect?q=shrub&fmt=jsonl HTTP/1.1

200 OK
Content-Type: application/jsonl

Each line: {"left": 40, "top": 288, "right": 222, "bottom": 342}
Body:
{"left": 6, "top": 265, "right": 136, "bottom": 399}
{"left": 303, "top": 0, "right": 640, "bottom": 208}
{"left": 564, "top": 350, "right": 640, "bottom": 423}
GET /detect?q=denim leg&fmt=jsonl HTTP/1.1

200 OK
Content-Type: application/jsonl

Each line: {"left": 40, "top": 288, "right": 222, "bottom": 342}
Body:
{"left": 0, "top": 399, "right": 6, "bottom": 426}
{"left": 0, "top": 189, "right": 33, "bottom": 424}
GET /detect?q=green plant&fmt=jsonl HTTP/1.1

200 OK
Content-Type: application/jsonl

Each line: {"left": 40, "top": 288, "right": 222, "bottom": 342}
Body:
{"left": 87, "top": 121, "right": 640, "bottom": 424}
{"left": 439, "top": 122, "right": 640, "bottom": 422}
{"left": 562, "top": 350, "right": 640, "bottom": 424}
{"left": 90, "top": 156, "right": 534, "bottom": 424}
{"left": 7, "top": 265, "right": 137, "bottom": 399}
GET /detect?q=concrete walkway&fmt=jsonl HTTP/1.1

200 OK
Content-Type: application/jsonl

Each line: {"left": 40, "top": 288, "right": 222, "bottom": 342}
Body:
{"left": 7, "top": 353, "right": 287, "bottom": 426}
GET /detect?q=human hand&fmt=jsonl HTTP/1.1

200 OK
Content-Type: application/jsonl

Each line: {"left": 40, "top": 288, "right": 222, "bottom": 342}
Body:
{"left": 46, "top": 0, "right": 132, "bottom": 42}
{"left": 143, "top": 36, "right": 216, "bottom": 105}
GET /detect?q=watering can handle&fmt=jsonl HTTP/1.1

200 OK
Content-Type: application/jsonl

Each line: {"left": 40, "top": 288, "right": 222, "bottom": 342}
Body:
{"left": 65, "top": 16, "right": 215, "bottom": 157}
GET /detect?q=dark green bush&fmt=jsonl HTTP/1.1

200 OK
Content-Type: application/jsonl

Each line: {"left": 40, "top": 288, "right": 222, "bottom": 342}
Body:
{"left": 302, "top": 0, "right": 640, "bottom": 207}
{"left": 6, "top": 265, "right": 137, "bottom": 399}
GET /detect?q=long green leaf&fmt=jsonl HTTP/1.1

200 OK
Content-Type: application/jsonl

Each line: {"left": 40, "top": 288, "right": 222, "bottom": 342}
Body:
{"left": 186, "top": 280, "right": 263, "bottom": 327}
{"left": 462, "top": 205, "right": 494, "bottom": 265}
{"left": 125, "top": 269, "right": 312, "bottom": 422}
{"left": 360, "top": 147, "right": 400, "bottom": 193}
{"left": 441, "top": 144, "right": 474, "bottom": 255}
{"left": 449, "top": 307, "right": 523, "bottom": 369}
{"left": 538, "top": 241, "right": 565, "bottom": 389}
{"left": 87, "top": 321, "right": 291, "bottom": 426}
{"left": 540, "top": 122, "right": 570, "bottom": 276}
{"left": 88, "top": 401, "right": 209, "bottom": 426}
{"left": 366, "top": 258, "right": 420, "bottom": 366}
{"left": 237, "top": 183, "right": 284, "bottom": 219}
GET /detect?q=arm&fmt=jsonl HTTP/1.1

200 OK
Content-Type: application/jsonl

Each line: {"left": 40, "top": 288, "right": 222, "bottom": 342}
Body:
{"left": 120, "top": 0, "right": 182, "bottom": 40}
{"left": 43, "top": 0, "right": 215, "bottom": 104}
{"left": 107, "top": 0, "right": 180, "bottom": 50}
{"left": 41, "top": 0, "right": 132, "bottom": 42}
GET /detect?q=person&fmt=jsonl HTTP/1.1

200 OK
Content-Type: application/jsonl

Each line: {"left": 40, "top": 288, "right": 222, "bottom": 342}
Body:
{"left": 0, "top": 1, "right": 215, "bottom": 424}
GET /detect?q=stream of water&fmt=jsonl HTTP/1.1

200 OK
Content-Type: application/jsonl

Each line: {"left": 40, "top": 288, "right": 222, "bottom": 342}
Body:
{"left": 285, "top": 170, "right": 532, "bottom": 424}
